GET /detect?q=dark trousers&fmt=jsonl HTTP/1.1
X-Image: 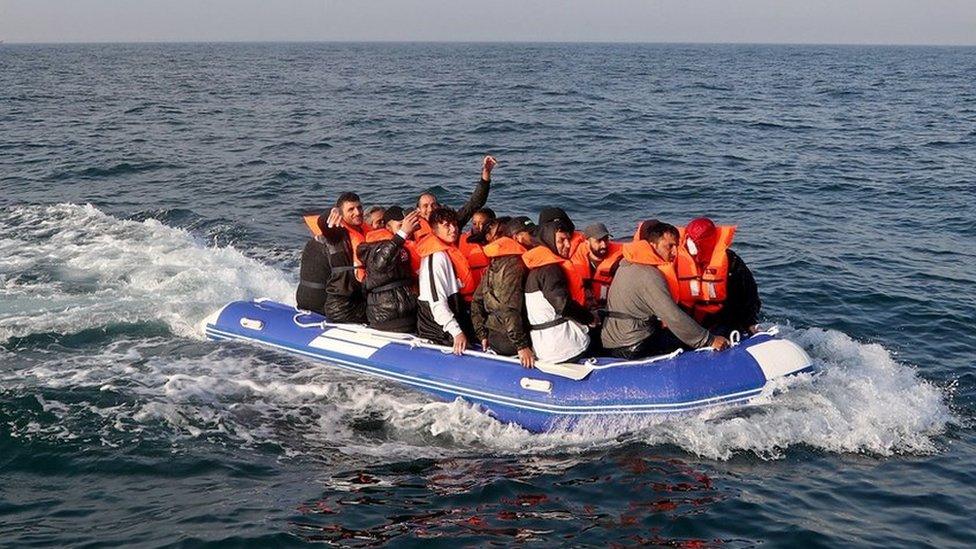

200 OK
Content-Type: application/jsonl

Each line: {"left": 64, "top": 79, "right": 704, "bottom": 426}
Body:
{"left": 606, "top": 329, "right": 685, "bottom": 360}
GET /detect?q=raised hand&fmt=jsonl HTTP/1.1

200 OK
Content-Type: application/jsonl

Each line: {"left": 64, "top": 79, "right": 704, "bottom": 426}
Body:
{"left": 326, "top": 207, "right": 342, "bottom": 228}
{"left": 482, "top": 155, "right": 497, "bottom": 180}
{"left": 401, "top": 209, "right": 420, "bottom": 236}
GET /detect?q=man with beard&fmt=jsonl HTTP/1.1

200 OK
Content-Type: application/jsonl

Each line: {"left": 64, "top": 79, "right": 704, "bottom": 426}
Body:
{"left": 296, "top": 192, "right": 368, "bottom": 324}
{"left": 458, "top": 207, "right": 496, "bottom": 301}
{"left": 570, "top": 222, "right": 624, "bottom": 312}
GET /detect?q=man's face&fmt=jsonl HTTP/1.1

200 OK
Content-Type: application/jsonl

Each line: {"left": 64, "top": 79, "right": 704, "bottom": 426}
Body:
{"left": 417, "top": 194, "right": 438, "bottom": 220}
{"left": 554, "top": 231, "right": 572, "bottom": 259}
{"left": 386, "top": 219, "right": 403, "bottom": 233}
{"left": 471, "top": 213, "right": 490, "bottom": 235}
{"left": 588, "top": 236, "right": 609, "bottom": 260}
{"left": 368, "top": 210, "right": 385, "bottom": 229}
{"left": 341, "top": 201, "right": 363, "bottom": 226}
{"left": 653, "top": 232, "right": 679, "bottom": 263}
{"left": 434, "top": 220, "right": 458, "bottom": 244}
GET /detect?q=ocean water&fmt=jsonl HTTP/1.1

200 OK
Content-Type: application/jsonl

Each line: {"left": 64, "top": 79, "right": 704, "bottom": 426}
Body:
{"left": 1, "top": 42, "right": 974, "bottom": 547}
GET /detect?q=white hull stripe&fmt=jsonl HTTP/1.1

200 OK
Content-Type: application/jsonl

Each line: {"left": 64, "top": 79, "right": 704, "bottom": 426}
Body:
{"left": 205, "top": 325, "right": 770, "bottom": 415}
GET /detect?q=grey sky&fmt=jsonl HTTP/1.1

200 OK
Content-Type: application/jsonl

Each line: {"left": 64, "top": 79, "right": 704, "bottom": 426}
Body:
{"left": 2, "top": 0, "right": 974, "bottom": 45}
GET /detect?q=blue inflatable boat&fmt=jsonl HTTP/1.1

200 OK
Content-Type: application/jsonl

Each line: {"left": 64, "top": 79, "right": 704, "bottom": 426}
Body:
{"left": 202, "top": 299, "right": 813, "bottom": 432}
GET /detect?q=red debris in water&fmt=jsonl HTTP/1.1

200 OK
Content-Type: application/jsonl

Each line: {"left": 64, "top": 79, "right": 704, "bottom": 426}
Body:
{"left": 514, "top": 494, "right": 548, "bottom": 506}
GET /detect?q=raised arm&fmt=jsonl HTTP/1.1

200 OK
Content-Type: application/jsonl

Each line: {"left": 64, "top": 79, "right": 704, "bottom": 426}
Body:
{"left": 456, "top": 155, "right": 496, "bottom": 229}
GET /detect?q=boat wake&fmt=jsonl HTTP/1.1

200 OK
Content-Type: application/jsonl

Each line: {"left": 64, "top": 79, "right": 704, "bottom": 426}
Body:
{"left": 0, "top": 204, "right": 956, "bottom": 461}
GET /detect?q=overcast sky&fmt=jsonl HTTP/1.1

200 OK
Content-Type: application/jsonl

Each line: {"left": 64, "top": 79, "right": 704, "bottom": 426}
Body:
{"left": 2, "top": 0, "right": 975, "bottom": 45}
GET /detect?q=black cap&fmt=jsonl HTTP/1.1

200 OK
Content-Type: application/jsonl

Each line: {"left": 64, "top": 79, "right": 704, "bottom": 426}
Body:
{"left": 538, "top": 206, "right": 575, "bottom": 233}
{"left": 382, "top": 206, "right": 405, "bottom": 225}
{"left": 505, "top": 216, "right": 537, "bottom": 237}
{"left": 583, "top": 223, "right": 611, "bottom": 240}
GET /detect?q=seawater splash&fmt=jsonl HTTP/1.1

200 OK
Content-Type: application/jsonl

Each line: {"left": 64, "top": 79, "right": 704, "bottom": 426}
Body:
{"left": 0, "top": 203, "right": 295, "bottom": 342}
{"left": 0, "top": 204, "right": 954, "bottom": 462}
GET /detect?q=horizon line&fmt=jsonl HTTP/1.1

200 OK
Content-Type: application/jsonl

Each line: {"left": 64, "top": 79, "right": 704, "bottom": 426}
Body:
{"left": 3, "top": 38, "right": 976, "bottom": 48}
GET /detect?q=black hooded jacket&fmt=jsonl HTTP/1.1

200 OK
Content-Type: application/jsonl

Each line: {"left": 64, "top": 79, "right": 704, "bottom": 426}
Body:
{"left": 357, "top": 232, "right": 417, "bottom": 333}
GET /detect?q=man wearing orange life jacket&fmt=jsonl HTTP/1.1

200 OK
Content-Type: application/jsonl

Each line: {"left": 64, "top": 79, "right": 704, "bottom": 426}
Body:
{"left": 356, "top": 207, "right": 422, "bottom": 333}
{"left": 296, "top": 192, "right": 368, "bottom": 324}
{"left": 677, "top": 217, "right": 761, "bottom": 337}
{"left": 457, "top": 207, "right": 495, "bottom": 302}
{"left": 472, "top": 216, "right": 537, "bottom": 368}
{"left": 570, "top": 222, "right": 625, "bottom": 311}
{"left": 523, "top": 219, "right": 597, "bottom": 364}
{"left": 414, "top": 155, "right": 496, "bottom": 241}
{"left": 416, "top": 207, "right": 478, "bottom": 355}
{"left": 601, "top": 220, "right": 730, "bottom": 359}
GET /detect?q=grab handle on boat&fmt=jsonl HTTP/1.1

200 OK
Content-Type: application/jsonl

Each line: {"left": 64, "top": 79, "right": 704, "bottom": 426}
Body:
{"left": 730, "top": 330, "right": 741, "bottom": 346}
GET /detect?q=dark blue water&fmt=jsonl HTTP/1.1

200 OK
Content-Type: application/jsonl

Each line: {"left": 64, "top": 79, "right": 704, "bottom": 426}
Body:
{"left": 1, "top": 42, "right": 975, "bottom": 547}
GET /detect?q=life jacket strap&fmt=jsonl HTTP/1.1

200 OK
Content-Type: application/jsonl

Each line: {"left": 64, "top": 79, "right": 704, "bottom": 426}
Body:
{"left": 604, "top": 310, "right": 652, "bottom": 324}
{"left": 368, "top": 279, "right": 412, "bottom": 294}
{"left": 529, "top": 317, "right": 569, "bottom": 331}
{"left": 299, "top": 280, "right": 327, "bottom": 290}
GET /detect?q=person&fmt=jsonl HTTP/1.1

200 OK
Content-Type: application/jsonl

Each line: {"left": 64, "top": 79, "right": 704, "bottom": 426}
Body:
{"left": 458, "top": 207, "right": 496, "bottom": 301}
{"left": 414, "top": 155, "right": 497, "bottom": 240}
{"left": 537, "top": 206, "right": 587, "bottom": 258}
{"left": 523, "top": 219, "right": 596, "bottom": 363}
{"left": 296, "top": 193, "right": 368, "bottom": 323}
{"left": 677, "top": 217, "right": 761, "bottom": 337}
{"left": 601, "top": 221, "right": 729, "bottom": 359}
{"left": 416, "top": 207, "right": 477, "bottom": 354}
{"left": 356, "top": 207, "right": 421, "bottom": 333}
{"left": 472, "top": 217, "right": 535, "bottom": 368}
{"left": 570, "top": 222, "right": 624, "bottom": 311}
{"left": 366, "top": 206, "right": 386, "bottom": 230}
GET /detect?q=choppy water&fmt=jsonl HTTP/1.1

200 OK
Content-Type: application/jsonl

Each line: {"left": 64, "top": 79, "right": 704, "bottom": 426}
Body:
{"left": 1, "top": 42, "right": 974, "bottom": 547}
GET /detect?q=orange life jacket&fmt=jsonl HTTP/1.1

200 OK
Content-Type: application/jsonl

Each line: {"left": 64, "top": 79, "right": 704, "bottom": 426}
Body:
{"left": 522, "top": 246, "right": 586, "bottom": 307}
{"left": 415, "top": 234, "right": 476, "bottom": 299}
{"left": 676, "top": 225, "right": 736, "bottom": 323}
{"left": 571, "top": 240, "right": 624, "bottom": 307}
{"left": 301, "top": 213, "right": 367, "bottom": 282}
{"left": 459, "top": 232, "right": 489, "bottom": 298}
{"left": 483, "top": 236, "right": 527, "bottom": 258}
{"left": 621, "top": 239, "right": 680, "bottom": 302}
{"left": 568, "top": 231, "right": 586, "bottom": 258}
{"left": 364, "top": 228, "right": 421, "bottom": 274}
{"left": 414, "top": 217, "right": 433, "bottom": 241}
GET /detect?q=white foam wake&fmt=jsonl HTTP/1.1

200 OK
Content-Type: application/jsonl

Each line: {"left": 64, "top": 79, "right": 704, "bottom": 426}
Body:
{"left": 0, "top": 204, "right": 955, "bottom": 461}
{"left": 0, "top": 203, "right": 294, "bottom": 342}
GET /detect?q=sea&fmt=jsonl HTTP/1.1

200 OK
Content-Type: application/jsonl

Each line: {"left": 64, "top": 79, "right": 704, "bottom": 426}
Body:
{"left": 1, "top": 42, "right": 974, "bottom": 547}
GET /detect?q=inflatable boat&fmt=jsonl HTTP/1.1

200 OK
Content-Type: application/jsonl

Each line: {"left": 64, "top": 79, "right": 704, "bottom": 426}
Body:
{"left": 202, "top": 299, "right": 813, "bottom": 432}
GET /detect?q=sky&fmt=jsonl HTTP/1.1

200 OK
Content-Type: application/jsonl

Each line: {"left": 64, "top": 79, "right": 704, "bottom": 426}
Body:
{"left": 1, "top": 0, "right": 975, "bottom": 45}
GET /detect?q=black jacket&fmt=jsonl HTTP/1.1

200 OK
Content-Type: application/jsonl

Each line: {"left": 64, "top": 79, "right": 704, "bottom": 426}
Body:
{"left": 296, "top": 236, "right": 331, "bottom": 315}
{"left": 317, "top": 226, "right": 366, "bottom": 324}
{"left": 455, "top": 178, "right": 490, "bottom": 230}
{"left": 698, "top": 249, "right": 761, "bottom": 335}
{"left": 471, "top": 254, "right": 530, "bottom": 355}
{"left": 357, "top": 233, "right": 417, "bottom": 333}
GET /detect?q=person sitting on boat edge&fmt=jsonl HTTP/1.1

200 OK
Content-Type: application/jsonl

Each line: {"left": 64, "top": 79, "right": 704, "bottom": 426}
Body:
{"left": 523, "top": 219, "right": 597, "bottom": 364}
{"left": 356, "top": 206, "right": 422, "bottom": 334}
{"left": 571, "top": 222, "right": 625, "bottom": 312}
{"left": 677, "top": 217, "right": 761, "bottom": 338}
{"left": 417, "top": 207, "right": 478, "bottom": 354}
{"left": 472, "top": 216, "right": 537, "bottom": 368}
{"left": 458, "top": 207, "right": 495, "bottom": 302}
{"left": 414, "top": 155, "right": 497, "bottom": 240}
{"left": 366, "top": 206, "right": 386, "bottom": 230}
{"left": 602, "top": 220, "right": 729, "bottom": 359}
{"left": 296, "top": 192, "right": 368, "bottom": 323}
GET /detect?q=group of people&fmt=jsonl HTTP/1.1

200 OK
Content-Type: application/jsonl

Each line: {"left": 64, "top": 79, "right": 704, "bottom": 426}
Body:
{"left": 297, "top": 156, "right": 761, "bottom": 368}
